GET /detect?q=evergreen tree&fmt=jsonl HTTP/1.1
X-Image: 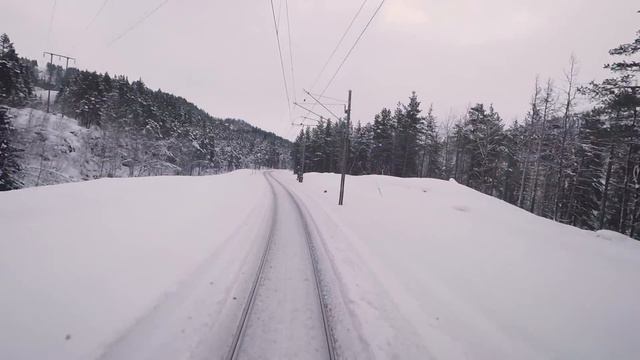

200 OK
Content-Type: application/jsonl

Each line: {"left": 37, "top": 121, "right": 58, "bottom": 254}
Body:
{"left": 418, "top": 105, "right": 441, "bottom": 178}
{"left": 583, "top": 24, "right": 640, "bottom": 235}
{"left": 371, "top": 107, "right": 394, "bottom": 175}
{"left": 0, "top": 106, "right": 22, "bottom": 190}
{"left": 395, "top": 92, "right": 425, "bottom": 177}
{"left": 0, "top": 33, "right": 33, "bottom": 105}
{"left": 464, "top": 104, "right": 505, "bottom": 195}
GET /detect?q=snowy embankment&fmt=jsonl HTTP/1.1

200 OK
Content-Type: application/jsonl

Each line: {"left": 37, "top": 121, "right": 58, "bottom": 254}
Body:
{"left": 0, "top": 171, "right": 271, "bottom": 360}
{"left": 276, "top": 171, "right": 640, "bottom": 360}
{"left": 8, "top": 106, "right": 105, "bottom": 186}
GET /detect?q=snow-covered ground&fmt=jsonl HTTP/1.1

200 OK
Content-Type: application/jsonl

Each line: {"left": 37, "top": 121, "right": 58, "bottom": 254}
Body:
{"left": 33, "top": 87, "right": 59, "bottom": 105}
{"left": 276, "top": 171, "right": 640, "bottom": 360}
{"left": 1, "top": 170, "right": 639, "bottom": 359}
{"left": 0, "top": 171, "right": 271, "bottom": 360}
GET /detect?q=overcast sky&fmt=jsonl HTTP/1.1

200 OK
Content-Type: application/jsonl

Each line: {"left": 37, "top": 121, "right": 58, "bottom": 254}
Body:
{"left": 1, "top": 0, "right": 638, "bottom": 138}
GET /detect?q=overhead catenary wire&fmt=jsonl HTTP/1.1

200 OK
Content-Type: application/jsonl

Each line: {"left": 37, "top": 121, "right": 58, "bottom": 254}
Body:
{"left": 85, "top": 0, "right": 112, "bottom": 31}
{"left": 269, "top": 0, "right": 293, "bottom": 120}
{"left": 309, "top": 0, "right": 369, "bottom": 92}
{"left": 285, "top": 0, "right": 297, "bottom": 103}
{"left": 293, "top": 102, "right": 326, "bottom": 120}
{"left": 108, "top": 0, "right": 171, "bottom": 46}
{"left": 302, "top": 0, "right": 384, "bottom": 122}
{"left": 319, "top": 0, "right": 386, "bottom": 97}
{"left": 304, "top": 89, "right": 341, "bottom": 121}
{"left": 70, "top": 0, "right": 112, "bottom": 52}
{"left": 305, "top": 91, "right": 346, "bottom": 104}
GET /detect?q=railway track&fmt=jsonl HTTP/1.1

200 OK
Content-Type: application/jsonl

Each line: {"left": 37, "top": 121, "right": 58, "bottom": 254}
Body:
{"left": 226, "top": 171, "right": 336, "bottom": 360}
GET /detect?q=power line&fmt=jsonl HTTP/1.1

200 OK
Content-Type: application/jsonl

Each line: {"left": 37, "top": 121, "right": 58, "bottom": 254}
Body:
{"left": 108, "top": 0, "right": 171, "bottom": 46}
{"left": 285, "top": 0, "right": 297, "bottom": 103}
{"left": 85, "top": 0, "right": 111, "bottom": 31}
{"left": 269, "top": 0, "right": 292, "bottom": 119}
{"left": 304, "top": 89, "right": 341, "bottom": 121}
{"left": 319, "top": 0, "right": 386, "bottom": 97}
{"left": 305, "top": 91, "right": 346, "bottom": 103}
{"left": 309, "top": 0, "right": 369, "bottom": 91}
{"left": 70, "top": 0, "right": 112, "bottom": 52}
{"left": 293, "top": 102, "right": 325, "bottom": 119}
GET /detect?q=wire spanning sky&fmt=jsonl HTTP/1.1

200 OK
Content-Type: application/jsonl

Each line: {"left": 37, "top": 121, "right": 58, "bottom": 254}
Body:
{"left": 1, "top": 0, "right": 638, "bottom": 138}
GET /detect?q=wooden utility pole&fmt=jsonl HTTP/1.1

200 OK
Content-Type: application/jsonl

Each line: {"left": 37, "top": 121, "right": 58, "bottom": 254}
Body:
{"left": 299, "top": 129, "right": 307, "bottom": 182}
{"left": 338, "top": 90, "right": 352, "bottom": 206}
{"left": 43, "top": 51, "right": 75, "bottom": 113}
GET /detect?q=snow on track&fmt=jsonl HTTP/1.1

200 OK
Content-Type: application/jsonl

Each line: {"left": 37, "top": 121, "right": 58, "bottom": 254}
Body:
{"left": 231, "top": 172, "right": 333, "bottom": 359}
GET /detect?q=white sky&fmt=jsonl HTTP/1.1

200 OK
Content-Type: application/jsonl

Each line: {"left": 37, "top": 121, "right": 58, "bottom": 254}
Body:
{"left": 1, "top": 0, "right": 638, "bottom": 139}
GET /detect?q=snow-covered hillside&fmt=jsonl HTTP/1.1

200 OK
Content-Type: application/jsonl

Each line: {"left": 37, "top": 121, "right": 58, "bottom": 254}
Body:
{"left": 1, "top": 170, "right": 639, "bottom": 359}
{"left": 8, "top": 107, "right": 106, "bottom": 186}
{"left": 278, "top": 172, "right": 640, "bottom": 359}
{"left": 6, "top": 106, "right": 289, "bottom": 188}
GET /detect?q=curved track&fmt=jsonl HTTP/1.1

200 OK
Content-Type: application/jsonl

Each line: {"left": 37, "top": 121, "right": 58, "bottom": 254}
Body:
{"left": 227, "top": 171, "right": 336, "bottom": 360}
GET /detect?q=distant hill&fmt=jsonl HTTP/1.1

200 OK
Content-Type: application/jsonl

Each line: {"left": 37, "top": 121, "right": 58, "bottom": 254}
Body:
{"left": 0, "top": 32, "right": 291, "bottom": 188}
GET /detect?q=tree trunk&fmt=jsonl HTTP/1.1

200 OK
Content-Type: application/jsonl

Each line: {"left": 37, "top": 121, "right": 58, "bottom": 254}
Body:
{"left": 618, "top": 108, "right": 637, "bottom": 234}
{"left": 630, "top": 182, "right": 640, "bottom": 239}
{"left": 599, "top": 145, "right": 615, "bottom": 229}
{"left": 566, "top": 155, "right": 584, "bottom": 226}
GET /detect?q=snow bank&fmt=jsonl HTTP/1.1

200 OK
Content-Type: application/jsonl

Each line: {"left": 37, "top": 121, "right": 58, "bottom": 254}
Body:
{"left": 276, "top": 171, "right": 640, "bottom": 360}
{"left": 0, "top": 171, "right": 270, "bottom": 360}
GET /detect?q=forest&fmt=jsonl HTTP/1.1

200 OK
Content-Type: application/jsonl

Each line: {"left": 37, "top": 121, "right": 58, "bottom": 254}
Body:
{"left": 0, "top": 32, "right": 291, "bottom": 190}
{"left": 292, "top": 27, "right": 640, "bottom": 239}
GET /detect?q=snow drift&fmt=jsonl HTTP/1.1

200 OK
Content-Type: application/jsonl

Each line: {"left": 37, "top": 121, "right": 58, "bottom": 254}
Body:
{"left": 0, "top": 170, "right": 271, "bottom": 360}
{"left": 276, "top": 171, "right": 640, "bottom": 360}
{"left": 1, "top": 169, "right": 639, "bottom": 359}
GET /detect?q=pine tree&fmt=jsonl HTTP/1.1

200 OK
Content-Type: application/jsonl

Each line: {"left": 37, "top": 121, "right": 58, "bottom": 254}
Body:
{"left": 0, "top": 33, "right": 33, "bottom": 105}
{"left": 464, "top": 104, "right": 505, "bottom": 195}
{"left": 417, "top": 105, "right": 441, "bottom": 178}
{"left": 0, "top": 34, "right": 11, "bottom": 57}
{"left": 371, "top": 107, "right": 394, "bottom": 174}
{"left": 397, "top": 92, "right": 424, "bottom": 177}
{"left": 583, "top": 23, "right": 640, "bottom": 235}
{"left": 0, "top": 106, "right": 22, "bottom": 190}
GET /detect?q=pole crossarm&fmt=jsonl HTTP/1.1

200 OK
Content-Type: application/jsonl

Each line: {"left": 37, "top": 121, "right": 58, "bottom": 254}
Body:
{"left": 304, "top": 89, "right": 342, "bottom": 121}
{"left": 43, "top": 50, "right": 76, "bottom": 113}
{"left": 294, "top": 102, "right": 327, "bottom": 120}
{"left": 43, "top": 51, "right": 76, "bottom": 62}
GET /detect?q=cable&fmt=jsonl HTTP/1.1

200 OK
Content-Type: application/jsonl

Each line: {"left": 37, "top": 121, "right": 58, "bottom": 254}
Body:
{"left": 305, "top": 91, "right": 346, "bottom": 103}
{"left": 108, "top": 0, "right": 171, "bottom": 46}
{"left": 269, "top": 0, "right": 292, "bottom": 119}
{"left": 304, "top": 89, "right": 340, "bottom": 121}
{"left": 285, "top": 0, "right": 297, "bottom": 103}
{"left": 303, "top": 0, "right": 383, "bottom": 121}
{"left": 309, "top": 0, "right": 369, "bottom": 91}
{"left": 319, "top": 0, "right": 386, "bottom": 97}
{"left": 70, "top": 0, "right": 112, "bottom": 52}
{"left": 85, "top": 0, "right": 111, "bottom": 31}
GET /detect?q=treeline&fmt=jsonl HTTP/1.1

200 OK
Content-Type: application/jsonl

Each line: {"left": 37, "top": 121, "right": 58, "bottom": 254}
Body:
{"left": 0, "top": 32, "right": 291, "bottom": 187}
{"left": 293, "top": 27, "right": 640, "bottom": 239}
{"left": 0, "top": 33, "right": 33, "bottom": 190}
{"left": 54, "top": 69, "right": 290, "bottom": 175}
{"left": 0, "top": 33, "right": 37, "bottom": 106}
